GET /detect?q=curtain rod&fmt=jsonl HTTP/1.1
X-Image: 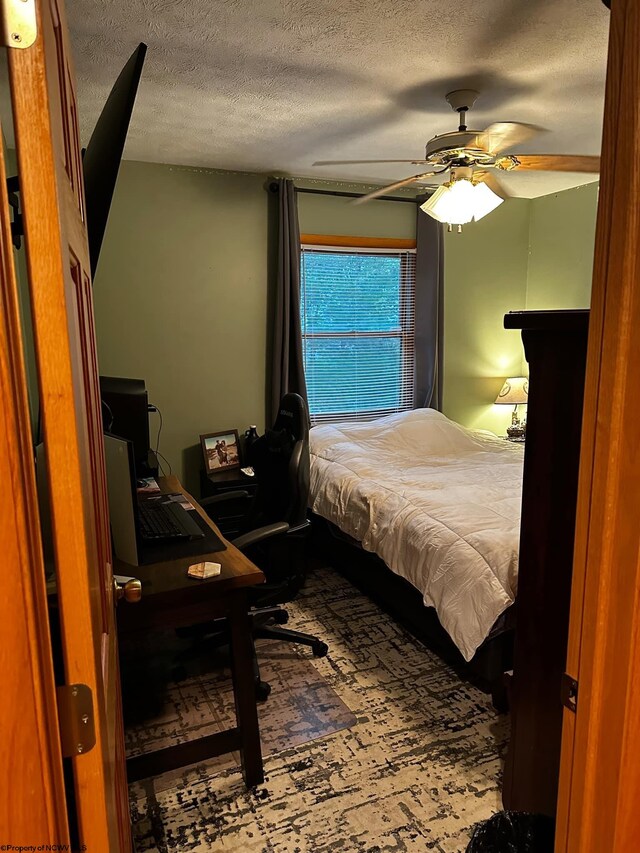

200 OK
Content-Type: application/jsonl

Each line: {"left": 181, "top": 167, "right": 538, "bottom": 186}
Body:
{"left": 267, "top": 181, "right": 418, "bottom": 204}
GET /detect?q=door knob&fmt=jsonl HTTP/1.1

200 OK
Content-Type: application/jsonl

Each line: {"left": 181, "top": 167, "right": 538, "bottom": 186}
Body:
{"left": 113, "top": 574, "right": 142, "bottom": 604}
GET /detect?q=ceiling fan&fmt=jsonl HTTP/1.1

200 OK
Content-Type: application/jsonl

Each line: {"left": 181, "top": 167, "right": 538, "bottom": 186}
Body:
{"left": 313, "top": 90, "right": 600, "bottom": 228}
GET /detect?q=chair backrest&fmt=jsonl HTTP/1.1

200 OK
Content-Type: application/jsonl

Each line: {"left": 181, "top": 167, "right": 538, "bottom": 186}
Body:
{"left": 248, "top": 393, "right": 310, "bottom": 529}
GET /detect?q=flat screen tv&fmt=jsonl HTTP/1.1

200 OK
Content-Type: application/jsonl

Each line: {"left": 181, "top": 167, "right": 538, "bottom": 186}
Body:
{"left": 83, "top": 43, "right": 147, "bottom": 278}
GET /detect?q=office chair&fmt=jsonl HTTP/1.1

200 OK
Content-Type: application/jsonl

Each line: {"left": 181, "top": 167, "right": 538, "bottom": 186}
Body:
{"left": 198, "top": 393, "right": 328, "bottom": 700}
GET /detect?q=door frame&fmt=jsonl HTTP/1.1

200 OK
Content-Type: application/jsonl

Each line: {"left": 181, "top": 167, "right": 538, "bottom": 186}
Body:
{"left": 554, "top": 0, "right": 640, "bottom": 849}
{"left": 3, "top": 0, "right": 640, "bottom": 848}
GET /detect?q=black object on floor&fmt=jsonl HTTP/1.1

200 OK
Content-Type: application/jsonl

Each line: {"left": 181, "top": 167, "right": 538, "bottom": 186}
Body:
{"left": 466, "top": 811, "right": 555, "bottom": 852}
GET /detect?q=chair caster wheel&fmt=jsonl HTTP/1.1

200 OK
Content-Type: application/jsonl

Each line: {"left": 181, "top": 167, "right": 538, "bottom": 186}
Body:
{"left": 256, "top": 680, "right": 271, "bottom": 701}
{"left": 273, "top": 611, "right": 289, "bottom": 625}
{"left": 312, "top": 641, "right": 329, "bottom": 658}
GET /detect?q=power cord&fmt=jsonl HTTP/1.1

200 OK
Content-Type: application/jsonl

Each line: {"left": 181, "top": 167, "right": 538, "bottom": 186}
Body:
{"left": 148, "top": 404, "right": 172, "bottom": 475}
{"left": 156, "top": 451, "right": 173, "bottom": 475}
{"left": 101, "top": 398, "right": 115, "bottom": 432}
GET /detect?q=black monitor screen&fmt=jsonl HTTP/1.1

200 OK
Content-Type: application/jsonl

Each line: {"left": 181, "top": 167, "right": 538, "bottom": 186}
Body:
{"left": 83, "top": 44, "right": 147, "bottom": 279}
{"left": 100, "top": 376, "right": 151, "bottom": 473}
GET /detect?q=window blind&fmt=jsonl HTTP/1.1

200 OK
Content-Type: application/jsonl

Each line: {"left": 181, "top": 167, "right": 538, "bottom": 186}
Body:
{"left": 300, "top": 245, "right": 416, "bottom": 425}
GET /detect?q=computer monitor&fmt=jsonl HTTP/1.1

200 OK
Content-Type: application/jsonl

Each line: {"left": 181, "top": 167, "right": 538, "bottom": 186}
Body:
{"left": 103, "top": 434, "right": 139, "bottom": 565}
{"left": 103, "top": 433, "right": 206, "bottom": 567}
{"left": 99, "top": 376, "right": 153, "bottom": 474}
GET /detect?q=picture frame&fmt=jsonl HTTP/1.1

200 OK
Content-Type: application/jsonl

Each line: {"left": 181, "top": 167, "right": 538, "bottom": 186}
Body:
{"left": 200, "top": 429, "right": 241, "bottom": 474}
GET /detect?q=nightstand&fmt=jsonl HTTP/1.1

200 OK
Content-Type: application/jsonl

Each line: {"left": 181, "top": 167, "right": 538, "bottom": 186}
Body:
{"left": 199, "top": 468, "right": 259, "bottom": 538}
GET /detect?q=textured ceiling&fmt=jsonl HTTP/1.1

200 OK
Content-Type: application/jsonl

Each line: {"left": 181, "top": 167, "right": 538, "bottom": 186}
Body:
{"left": 67, "top": 0, "right": 610, "bottom": 198}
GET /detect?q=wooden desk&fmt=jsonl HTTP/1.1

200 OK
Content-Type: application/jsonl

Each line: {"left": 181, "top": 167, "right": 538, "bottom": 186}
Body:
{"left": 115, "top": 475, "right": 265, "bottom": 787}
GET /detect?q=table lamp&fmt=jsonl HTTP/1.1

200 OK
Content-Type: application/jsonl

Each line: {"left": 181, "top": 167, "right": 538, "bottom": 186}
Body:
{"left": 495, "top": 376, "right": 528, "bottom": 439}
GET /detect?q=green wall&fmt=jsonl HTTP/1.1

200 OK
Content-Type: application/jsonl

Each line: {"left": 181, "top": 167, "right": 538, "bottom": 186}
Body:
{"left": 443, "top": 200, "right": 530, "bottom": 435}
{"left": 526, "top": 182, "right": 598, "bottom": 310}
{"left": 296, "top": 183, "right": 417, "bottom": 239}
{"left": 299, "top": 185, "right": 533, "bottom": 435}
{"left": 94, "top": 161, "right": 599, "bottom": 488}
{"left": 94, "top": 165, "right": 417, "bottom": 489}
{"left": 93, "top": 162, "right": 270, "bottom": 492}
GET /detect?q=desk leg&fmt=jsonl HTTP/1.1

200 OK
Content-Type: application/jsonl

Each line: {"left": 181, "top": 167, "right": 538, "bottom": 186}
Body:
{"left": 228, "top": 593, "right": 264, "bottom": 787}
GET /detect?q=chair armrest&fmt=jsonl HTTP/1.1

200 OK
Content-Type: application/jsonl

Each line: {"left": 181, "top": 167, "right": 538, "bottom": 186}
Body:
{"left": 232, "top": 522, "right": 289, "bottom": 552}
{"left": 199, "top": 490, "right": 250, "bottom": 508}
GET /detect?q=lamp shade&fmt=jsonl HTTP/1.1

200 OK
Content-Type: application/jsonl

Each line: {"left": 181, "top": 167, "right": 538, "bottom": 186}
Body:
{"left": 495, "top": 376, "right": 529, "bottom": 405}
{"left": 421, "top": 179, "right": 504, "bottom": 226}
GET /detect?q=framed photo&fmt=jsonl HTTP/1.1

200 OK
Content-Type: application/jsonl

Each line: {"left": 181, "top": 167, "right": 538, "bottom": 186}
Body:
{"left": 200, "top": 429, "right": 241, "bottom": 474}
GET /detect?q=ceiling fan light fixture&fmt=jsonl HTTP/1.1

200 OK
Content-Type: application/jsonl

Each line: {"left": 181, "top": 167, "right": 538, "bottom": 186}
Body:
{"left": 426, "top": 179, "right": 475, "bottom": 225}
{"left": 420, "top": 178, "right": 504, "bottom": 226}
{"left": 472, "top": 180, "right": 505, "bottom": 221}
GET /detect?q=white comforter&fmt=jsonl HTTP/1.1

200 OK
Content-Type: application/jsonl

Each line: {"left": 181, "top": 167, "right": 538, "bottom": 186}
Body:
{"left": 309, "top": 409, "right": 525, "bottom": 661}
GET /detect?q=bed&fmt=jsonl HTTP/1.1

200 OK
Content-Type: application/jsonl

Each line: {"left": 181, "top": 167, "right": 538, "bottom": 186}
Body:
{"left": 308, "top": 408, "right": 525, "bottom": 694}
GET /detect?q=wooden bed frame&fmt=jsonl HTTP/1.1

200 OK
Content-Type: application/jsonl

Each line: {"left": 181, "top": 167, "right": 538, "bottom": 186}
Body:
{"left": 310, "top": 513, "right": 514, "bottom": 711}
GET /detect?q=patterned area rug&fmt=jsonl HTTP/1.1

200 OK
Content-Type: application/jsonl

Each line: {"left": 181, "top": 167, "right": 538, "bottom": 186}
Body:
{"left": 130, "top": 566, "right": 508, "bottom": 852}
{"left": 122, "top": 632, "right": 357, "bottom": 792}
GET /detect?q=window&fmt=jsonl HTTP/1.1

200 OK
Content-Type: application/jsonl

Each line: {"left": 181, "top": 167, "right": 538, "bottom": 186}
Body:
{"left": 300, "top": 241, "right": 416, "bottom": 424}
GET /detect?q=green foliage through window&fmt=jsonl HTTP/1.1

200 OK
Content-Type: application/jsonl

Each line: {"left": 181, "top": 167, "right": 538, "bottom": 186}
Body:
{"left": 300, "top": 247, "right": 416, "bottom": 423}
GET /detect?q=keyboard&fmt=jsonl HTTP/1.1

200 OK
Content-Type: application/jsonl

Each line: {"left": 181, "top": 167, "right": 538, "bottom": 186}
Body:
{"left": 137, "top": 498, "right": 205, "bottom": 541}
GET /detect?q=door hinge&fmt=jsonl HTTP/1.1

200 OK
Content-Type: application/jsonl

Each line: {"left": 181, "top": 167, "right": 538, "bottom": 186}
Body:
{"left": 56, "top": 683, "right": 96, "bottom": 757}
{"left": 1, "top": 0, "right": 37, "bottom": 49}
{"left": 561, "top": 672, "right": 578, "bottom": 713}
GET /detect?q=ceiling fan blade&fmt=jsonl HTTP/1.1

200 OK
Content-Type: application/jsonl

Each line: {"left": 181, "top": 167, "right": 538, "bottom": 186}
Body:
{"left": 471, "top": 122, "right": 545, "bottom": 156}
{"left": 313, "top": 158, "right": 431, "bottom": 166}
{"left": 352, "top": 172, "right": 442, "bottom": 205}
{"left": 501, "top": 154, "right": 600, "bottom": 173}
{"left": 474, "top": 170, "right": 512, "bottom": 200}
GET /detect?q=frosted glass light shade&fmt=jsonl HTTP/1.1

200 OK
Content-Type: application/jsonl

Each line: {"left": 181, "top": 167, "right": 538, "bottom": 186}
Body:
{"left": 495, "top": 376, "right": 529, "bottom": 405}
{"left": 472, "top": 181, "right": 505, "bottom": 220}
{"left": 420, "top": 179, "right": 504, "bottom": 226}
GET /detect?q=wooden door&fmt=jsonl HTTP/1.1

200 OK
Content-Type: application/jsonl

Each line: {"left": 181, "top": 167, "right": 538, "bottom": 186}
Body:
{"left": 0, "top": 124, "right": 72, "bottom": 850}
{"left": 555, "top": 0, "right": 640, "bottom": 850}
{"left": 3, "top": 0, "right": 130, "bottom": 848}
